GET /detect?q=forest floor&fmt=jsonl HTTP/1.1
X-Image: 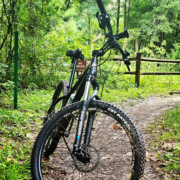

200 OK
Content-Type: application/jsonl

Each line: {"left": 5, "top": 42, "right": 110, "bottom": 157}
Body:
{"left": 120, "top": 95, "right": 180, "bottom": 180}
{"left": 1, "top": 91, "right": 180, "bottom": 179}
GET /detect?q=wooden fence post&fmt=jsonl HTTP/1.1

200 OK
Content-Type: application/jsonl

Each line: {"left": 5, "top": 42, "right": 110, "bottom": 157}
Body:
{"left": 135, "top": 53, "right": 141, "bottom": 87}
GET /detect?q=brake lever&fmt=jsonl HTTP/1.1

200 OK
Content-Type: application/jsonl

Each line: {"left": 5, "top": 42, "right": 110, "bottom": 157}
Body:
{"left": 124, "top": 58, "right": 131, "bottom": 72}
{"left": 126, "top": 65, "right": 130, "bottom": 72}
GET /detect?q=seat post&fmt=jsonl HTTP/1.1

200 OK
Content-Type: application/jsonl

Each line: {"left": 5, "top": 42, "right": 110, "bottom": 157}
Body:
{"left": 68, "top": 58, "right": 78, "bottom": 92}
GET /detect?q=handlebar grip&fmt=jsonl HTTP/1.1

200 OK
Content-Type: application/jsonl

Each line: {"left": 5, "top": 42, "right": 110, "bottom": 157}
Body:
{"left": 66, "top": 49, "right": 84, "bottom": 60}
{"left": 66, "top": 50, "right": 75, "bottom": 57}
{"left": 96, "top": 0, "right": 107, "bottom": 14}
{"left": 74, "top": 48, "right": 82, "bottom": 58}
{"left": 66, "top": 49, "right": 82, "bottom": 57}
{"left": 116, "top": 29, "right": 129, "bottom": 40}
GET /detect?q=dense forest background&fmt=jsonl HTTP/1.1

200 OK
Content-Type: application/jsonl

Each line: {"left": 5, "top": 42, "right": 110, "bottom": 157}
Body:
{"left": 1, "top": 0, "right": 180, "bottom": 89}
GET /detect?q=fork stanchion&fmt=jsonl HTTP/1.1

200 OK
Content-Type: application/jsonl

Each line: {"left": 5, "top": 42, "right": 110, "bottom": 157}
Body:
{"left": 14, "top": 31, "right": 18, "bottom": 110}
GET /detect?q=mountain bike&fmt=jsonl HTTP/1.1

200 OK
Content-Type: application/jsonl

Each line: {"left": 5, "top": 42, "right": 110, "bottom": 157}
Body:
{"left": 31, "top": 0, "right": 146, "bottom": 179}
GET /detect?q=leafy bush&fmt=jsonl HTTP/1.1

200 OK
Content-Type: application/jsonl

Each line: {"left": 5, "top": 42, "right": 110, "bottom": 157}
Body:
{"left": 167, "top": 43, "right": 180, "bottom": 71}
{"left": 140, "top": 41, "right": 166, "bottom": 58}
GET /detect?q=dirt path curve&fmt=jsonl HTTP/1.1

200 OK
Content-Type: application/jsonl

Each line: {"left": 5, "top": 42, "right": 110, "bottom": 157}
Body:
{"left": 119, "top": 95, "right": 180, "bottom": 180}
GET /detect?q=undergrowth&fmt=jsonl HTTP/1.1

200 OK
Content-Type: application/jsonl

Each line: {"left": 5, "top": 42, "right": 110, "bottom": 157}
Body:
{"left": 0, "top": 61, "right": 180, "bottom": 179}
{"left": 0, "top": 89, "right": 52, "bottom": 180}
{"left": 147, "top": 105, "right": 180, "bottom": 179}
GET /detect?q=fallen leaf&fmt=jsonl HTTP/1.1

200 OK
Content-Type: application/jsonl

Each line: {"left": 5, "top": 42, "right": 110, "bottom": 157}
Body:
{"left": 163, "top": 173, "right": 171, "bottom": 180}
{"left": 42, "top": 170, "right": 48, "bottom": 174}
{"left": 126, "top": 152, "right": 132, "bottom": 156}
{"left": 7, "top": 158, "right": 11, "bottom": 162}
{"left": 26, "top": 133, "right": 37, "bottom": 140}
{"left": 101, "top": 155, "right": 111, "bottom": 160}
{"left": 146, "top": 151, "right": 158, "bottom": 161}
{"left": 112, "top": 124, "right": 122, "bottom": 130}
{"left": 21, "top": 126, "right": 28, "bottom": 130}
{"left": 162, "top": 143, "right": 178, "bottom": 150}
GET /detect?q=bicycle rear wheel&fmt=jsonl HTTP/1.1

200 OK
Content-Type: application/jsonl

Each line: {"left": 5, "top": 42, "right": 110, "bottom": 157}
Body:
{"left": 48, "top": 80, "right": 69, "bottom": 117}
{"left": 44, "top": 80, "right": 69, "bottom": 156}
{"left": 31, "top": 100, "right": 145, "bottom": 180}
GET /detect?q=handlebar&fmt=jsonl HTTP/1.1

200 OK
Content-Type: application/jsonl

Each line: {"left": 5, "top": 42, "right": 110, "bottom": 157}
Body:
{"left": 66, "top": 0, "right": 131, "bottom": 71}
{"left": 66, "top": 49, "right": 84, "bottom": 61}
{"left": 96, "top": 0, "right": 130, "bottom": 71}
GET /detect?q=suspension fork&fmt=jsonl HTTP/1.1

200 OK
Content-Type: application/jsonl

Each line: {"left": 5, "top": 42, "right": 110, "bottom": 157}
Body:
{"left": 73, "top": 55, "right": 99, "bottom": 152}
{"left": 84, "top": 80, "right": 99, "bottom": 145}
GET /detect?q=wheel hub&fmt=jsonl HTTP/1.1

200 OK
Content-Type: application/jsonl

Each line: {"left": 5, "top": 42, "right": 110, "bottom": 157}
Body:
{"left": 73, "top": 145, "right": 100, "bottom": 173}
{"left": 75, "top": 148, "right": 90, "bottom": 164}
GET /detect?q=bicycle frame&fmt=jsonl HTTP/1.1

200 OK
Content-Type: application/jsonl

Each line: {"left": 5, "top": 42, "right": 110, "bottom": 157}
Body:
{"left": 47, "top": 0, "right": 130, "bottom": 157}
{"left": 47, "top": 54, "right": 100, "bottom": 154}
{"left": 48, "top": 63, "right": 88, "bottom": 114}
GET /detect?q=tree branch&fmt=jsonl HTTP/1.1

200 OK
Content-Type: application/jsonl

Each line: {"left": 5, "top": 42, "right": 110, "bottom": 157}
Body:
{"left": 0, "top": 35, "right": 8, "bottom": 51}
{"left": 66, "top": 0, "right": 71, "bottom": 10}
{"left": 2, "top": 0, "right": 10, "bottom": 23}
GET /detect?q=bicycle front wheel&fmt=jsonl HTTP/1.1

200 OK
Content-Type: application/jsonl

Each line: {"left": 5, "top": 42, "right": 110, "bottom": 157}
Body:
{"left": 31, "top": 100, "right": 145, "bottom": 180}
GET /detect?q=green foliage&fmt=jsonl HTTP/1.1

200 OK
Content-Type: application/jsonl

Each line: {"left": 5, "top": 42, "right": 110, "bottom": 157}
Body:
{"left": 129, "top": 0, "right": 180, "bottom": 53}
{"left": 0, "top": 88, "right": 52, "bottom": 179}
{"left": 161, "top": 106, "right": 180, "bottom": 142}
{"left": 140, "top": 42, "right": 166, "bottom": 58}
{"left": 1, "top": 0, "right": 180, "bottom": 88}
{"left": 166, "top": 43, "right": 180, "bottom": 71}
{"left": 167, "top": 43, "right": 180, "bottom": 60}
{"left": 148, "top": 105, "right": 180, "bottom": 178}
{"left": 0, "top": 63, "right": 8, "bottom": 81}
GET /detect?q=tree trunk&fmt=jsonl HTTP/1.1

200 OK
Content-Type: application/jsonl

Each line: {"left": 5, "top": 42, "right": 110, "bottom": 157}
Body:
{"left": 88, "top": 14, "right": 91, "bottom": 45}
{"left": 116, "top": 0, "right": 120, "bottom": 34}
{"left": 0, "top": 0, "right": 12, "bottom": 51}
{"left": 127, "top": 0, "right": 130, "bottom": 29}
{"left": 124, "top": 0, "right": 127, "bottom": 29}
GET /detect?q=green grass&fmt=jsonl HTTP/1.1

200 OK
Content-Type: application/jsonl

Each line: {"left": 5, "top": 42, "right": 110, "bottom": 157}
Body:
{"left": 147, "top": 105, "right": 180, "bottom": 179}
{"left": 0, "top": 89, "right": 53, "bottom": 180}
{"left": 96, "top": 61, "right": 180, "bottom": 103}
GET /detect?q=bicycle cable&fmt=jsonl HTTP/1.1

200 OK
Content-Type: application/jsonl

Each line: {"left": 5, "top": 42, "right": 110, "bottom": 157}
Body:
{"left": 99, "top": 60, "right": 118, "bottom": 100}
{"left": 98, "top": 50, "right": 111, "bottom": 66}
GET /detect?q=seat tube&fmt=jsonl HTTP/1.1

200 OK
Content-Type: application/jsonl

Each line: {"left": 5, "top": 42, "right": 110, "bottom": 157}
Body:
{"left": 68, "top": 58, "right": 78, "bottom": 92}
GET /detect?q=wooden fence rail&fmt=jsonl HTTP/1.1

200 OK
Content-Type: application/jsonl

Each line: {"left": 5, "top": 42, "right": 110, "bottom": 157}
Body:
{"left": 112, "top": 53, "right": 180, "bottom": 86}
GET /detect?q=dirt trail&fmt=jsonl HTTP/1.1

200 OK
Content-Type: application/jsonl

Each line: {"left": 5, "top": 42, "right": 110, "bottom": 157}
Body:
{"left": 119, "top": 95, "right": 180, "bottom": 179}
